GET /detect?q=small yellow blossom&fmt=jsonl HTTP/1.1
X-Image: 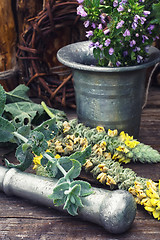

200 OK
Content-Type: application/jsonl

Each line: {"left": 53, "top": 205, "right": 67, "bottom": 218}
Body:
{"left": 55, "top": 140, "right": 65, "bottom": 153}
{"left": 97, "top": 172, "right": 107, "bottom": 184}
{"left": 33, "top": 149, "right": 51, "bottom": 170}
{"left": 116, "top": 146, "right": 129, "bottom": 153}
{"left": 106, "top": 175, "right": 116, "bottom": 186}
{"left": 55, "top": 154, "right": 61, "bottom": 159}
{"left": 98, "top": 163, "right": 108, "bottom": 173}
{"left": 104, "top": 152, "right": 112, "bottom": 159}
{"left": 125, "top": 140, "right": 140, "bottom": 148}
{"left": 119, "top": 131, "right": 133, "bottom": 141}
{"left": 33, "top": 154, "right": 43, "bottom": 170}
{"left": 83, "top": 159, "right": 93, "bottom": 170}
{"left": 108, "top": 129, "right": 118, "bottom": 137}
{"left": 63, "top": 121, "right": 71, "bottom": 133}
{"left": 96, "top": 126, "right": 105, "bottom": 132}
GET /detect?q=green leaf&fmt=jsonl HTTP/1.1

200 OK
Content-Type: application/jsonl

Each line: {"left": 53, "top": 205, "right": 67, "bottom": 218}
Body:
{"left": 33, "top": 118, "right": 58, "bottom": 140}
{"left": 6, "top": 84, "right": 31, "bottom": 103}
{"left": 4, "top": 102, "right": 41, "bottom": 125}
{"left": 65, "top": 159, "right": 81, "bottom": 180}
{"left": 68, "top": 145, "right": 91, "bottom": 165}
{"left": 17, "top": 125, "right": 31, "bottom": 138}
{"left": 46, "top": 160, "right": 59, "bottom": 177}
{"left": 28, "top": 131, "right": 48, "bottom": 156}
{"left": 71, "top": 180, "right": 93, "bottom": 197}
{"left": 0, "top": 84, "right": 6, "bottom": 116}
{"left": 5, "top": 145, "right": 34, "bottom": 171}
{"left": 49, "top": 182, "right": 69, "bottom": 206}
{"left": 0, "top": 116, "right": 15, "bottom": 142}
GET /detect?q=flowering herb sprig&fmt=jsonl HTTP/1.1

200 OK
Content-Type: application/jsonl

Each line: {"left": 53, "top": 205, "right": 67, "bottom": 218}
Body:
{"left": 77, "top": 0, "right": 160, "bottom": 67}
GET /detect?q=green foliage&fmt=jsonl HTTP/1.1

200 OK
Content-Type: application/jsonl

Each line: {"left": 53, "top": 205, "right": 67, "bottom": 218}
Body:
{"left": 6, "top": 84, "right": 31, "bottom": 103}
{"left": 34, "top": 118, "right": 58, "bottom": 140}
{"left": 48, "top": 153, "right": 93, "bottom": 216}
{"left": 0, "top": 84, "right": 6, "bottom": 116}
{"left": 5, "top": 145, "right": 34, "bottom": 171}
{"left": 27, "top": 131, "right": 48, "bottom": 156}
{"left": 152, "top": 2, "right": 160, "bottom": 24}
{"left": 0, "top": 116, "right": 15, "bottom": 142}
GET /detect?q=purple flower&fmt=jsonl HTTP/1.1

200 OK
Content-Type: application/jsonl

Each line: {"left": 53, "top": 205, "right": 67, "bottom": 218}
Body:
{"left": 123, "top": 51, "right": 128, "bottom": 57}
{"left": 132, "top": 22, "right": 137, "bottom": 30}
{"left": 77, "top": 0, "right": 84, "bottom": 3}
{"left": 104, "top": 29, "right": 110, "bottom": 35}
{"left": 109, "top": 48, "right": 114, "bottom": 55}
{"left": 91, "top": 23, "right": 96, "bottom": 29}
{"left": 100, "top": 14, "right": 106, "bottom": 24}
{"left": 116, "top": 61, "right": 121, "bottom": 67}
{"left": 104, "top": 39, "right": 111, "bottom": 47}
{"left": 137, "top": 55, "right": 143, "bottom": 63}
{"left": 116, "top": 20, "right": 124, "bottom": 29}
{"left": 86, "top": 30, "right": 93, "bottom": 38}
{"left": 120, "top": 0, "right": 127, "bottom": 4}
{"left": 143, "top": 11, "right": 150, "bottom": 16}
{"left": 140, "top": 17, "right": 146, "bottom": 25}
{"left": 130, "top": 40, "right": 136, "bottom": 47}
{"left": 142, "top": 35, "right": 148, "bottom": 43}
{"left": 134, "top": 15, "right": 140, "bottom": 23}
{"left": 77, "top": 5, "right": 87, "bottom": 17}
{"left": 123, "top": 29, "right": 130, "bottom": 37}
{"left": 135, "top": 33, "right": 139, "bottom": 37}
{"left": 133, "top": 47, "right": 141, "bottom": 52}
{"left": 147, "top": 25, "right": 155, "bottom": 34}
{"left": 84, "top": 20, "right": 90, "bottom": 28}
{"left": 98, "top": 24, "right": 103, "bottom": 30}
{"left": 113, "top": 0, "right": 118, "bottom": 7}
{"left": 117, "top": 5, "right": 124, "bottom": 12}
{"left": 93, "top": 41, "right": 103, "bottom": 49}
{"left": 89, "top": 42, "right": 94, "bottom": 48}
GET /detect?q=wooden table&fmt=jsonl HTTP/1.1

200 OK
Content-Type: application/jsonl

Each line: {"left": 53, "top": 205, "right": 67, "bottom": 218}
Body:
{"left": 0, "top": 87, "right": 160, "bottom": 240}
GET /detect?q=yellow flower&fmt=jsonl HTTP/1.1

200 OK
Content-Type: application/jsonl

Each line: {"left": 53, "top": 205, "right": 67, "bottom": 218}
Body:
{"left": 33, "top": 154, "right": 43, "bottom": 170}
{"left": 116, "top": 145, "right": 129, "bottom": 153}
{"left": 108, "top": 129, "right": 118, "bottom": 137}
{"left": 96, "top": 126, "right": 105, "bottom": 132}
{"left": 92, "top": 142, "right": 106, "bottom": 156}
{"left": 119, "top": 131, "right": 133, "bottom": 141}
{"left": 125, "top": 140, "right": 140, "bottom": 148}
{"left": 97, "top": 172, "right": 107, "bottom": 184}
{"left": 98, "top": 163, "right": 108, "bottom": 173}
{"left": 106, "top": 175, "right": 116, "bottom": 186}
{"left": 63, "top": 121, "right": 71, "bottom": 133}
{"left": 33, "top": 149, "right": 51, "bottom": 170}
{"left": 104, "top": 152, "right": 112, "bottom": 159}
{"left": 83, "top": 159, "right": 93, "bottom": 170}
{"left": 55, "top": 140, "right": 65, "bottom": 153}
{"left": 55, "top": 154, "right": 61, "bottom": 159}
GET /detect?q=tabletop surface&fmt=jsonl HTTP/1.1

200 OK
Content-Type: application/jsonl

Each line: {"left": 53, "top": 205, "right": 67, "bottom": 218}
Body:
{"left": 0, "top": 87, "right": 160, "bottom": 240}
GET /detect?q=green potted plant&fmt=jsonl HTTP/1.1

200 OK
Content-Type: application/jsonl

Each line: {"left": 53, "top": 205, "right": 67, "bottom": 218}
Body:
{"left": 57, "top": 0, "right": 160, "bottom": 137}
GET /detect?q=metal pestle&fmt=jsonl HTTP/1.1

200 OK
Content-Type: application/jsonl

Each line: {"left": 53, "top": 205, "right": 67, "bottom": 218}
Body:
{"left": 0, "top": 166, "right": 136, "bottom": 234}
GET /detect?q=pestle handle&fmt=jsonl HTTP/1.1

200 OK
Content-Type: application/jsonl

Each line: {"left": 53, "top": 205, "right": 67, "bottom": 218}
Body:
{"left": 0, "top": 166, "right": 136, "bottom": 234}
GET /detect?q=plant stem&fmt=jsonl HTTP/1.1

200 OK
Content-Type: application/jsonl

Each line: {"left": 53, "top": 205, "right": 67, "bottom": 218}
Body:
{"left": 41, "top": 101, "right": 56, "bottom": 119}
{"left": 43, "top": 152, "right": 69, "bottom": 181}
{"left": 13, "top": 132, "right": 28, "bottom": 143}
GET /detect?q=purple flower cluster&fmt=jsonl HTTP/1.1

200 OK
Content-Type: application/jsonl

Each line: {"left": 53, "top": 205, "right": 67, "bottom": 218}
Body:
{"left": 76, "top": 0, "right": 159, "bottom": 67}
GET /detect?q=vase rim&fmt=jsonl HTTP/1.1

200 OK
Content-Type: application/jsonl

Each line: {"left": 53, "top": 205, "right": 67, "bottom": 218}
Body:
{"left": 57, "top": 41, "right": 160, "bottom": 72}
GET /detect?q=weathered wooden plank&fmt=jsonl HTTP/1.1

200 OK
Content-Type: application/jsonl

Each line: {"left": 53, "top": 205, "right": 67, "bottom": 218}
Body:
{"left": 0, "top": 0, "right": 17, "bottom": 71}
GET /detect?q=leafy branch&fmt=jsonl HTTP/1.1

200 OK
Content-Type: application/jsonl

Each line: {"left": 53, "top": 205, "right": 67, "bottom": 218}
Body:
{"left": 0, "top": 84, "right": 93, "bottom": 216}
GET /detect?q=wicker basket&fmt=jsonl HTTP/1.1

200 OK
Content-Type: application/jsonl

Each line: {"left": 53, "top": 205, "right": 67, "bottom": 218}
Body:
{"left": 17, "top": 0, "right": 86, "bottom": 108}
